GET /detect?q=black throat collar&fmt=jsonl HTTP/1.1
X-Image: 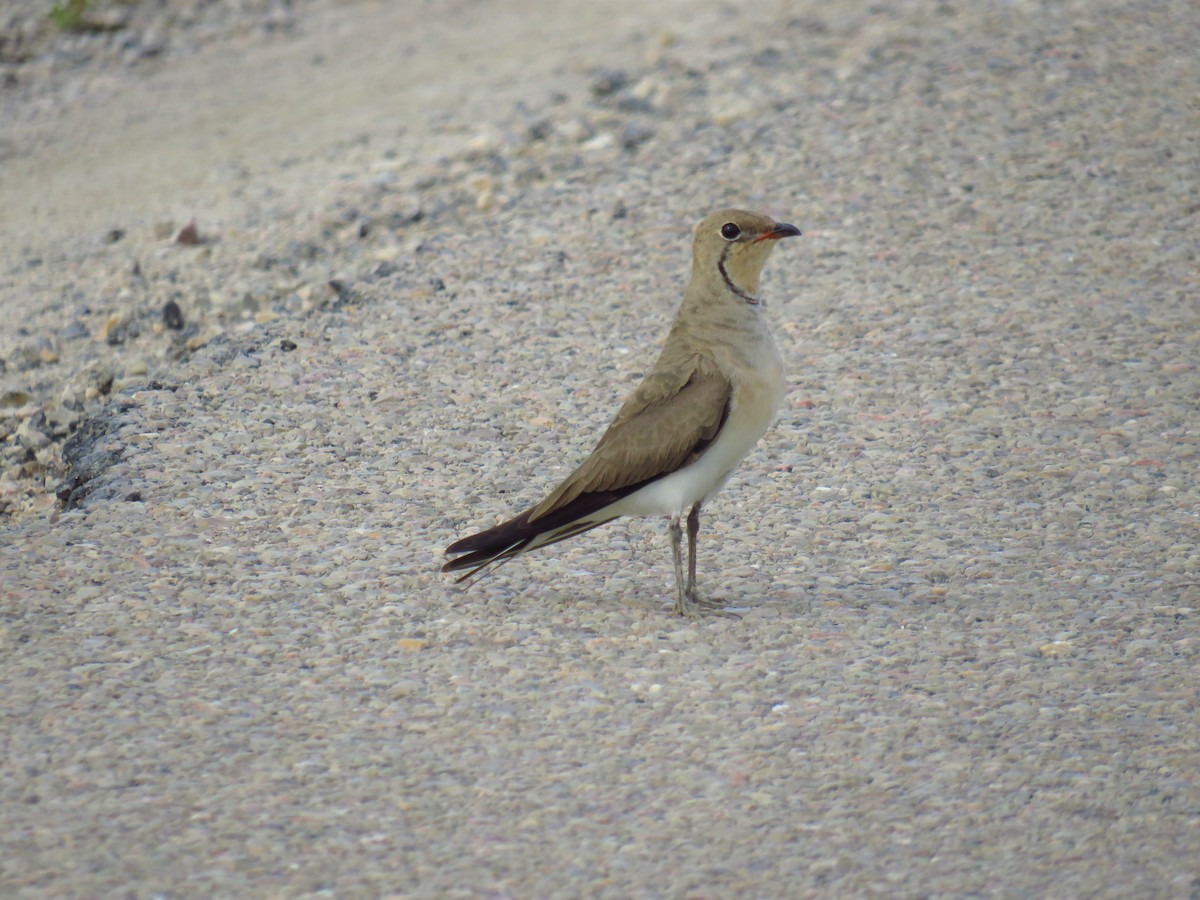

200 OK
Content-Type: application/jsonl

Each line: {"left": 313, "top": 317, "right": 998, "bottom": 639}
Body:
{"left": 718, "top": 247, "right": 762, "bottom": 307}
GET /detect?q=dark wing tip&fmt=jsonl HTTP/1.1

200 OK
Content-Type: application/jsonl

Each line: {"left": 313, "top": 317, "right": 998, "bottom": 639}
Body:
{"left": 441, "top": 549, "right": 494, "bottom": 575}
{"left": 444, "top": 509, "right": 534, "bottom": 558}
{"left": 444, "top": 534, "right": 478, "bottom": 556}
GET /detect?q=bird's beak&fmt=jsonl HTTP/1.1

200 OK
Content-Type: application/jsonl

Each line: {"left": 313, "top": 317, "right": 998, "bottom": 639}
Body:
{"left": 754, "top": 222, "right": 802, "bottom": 242}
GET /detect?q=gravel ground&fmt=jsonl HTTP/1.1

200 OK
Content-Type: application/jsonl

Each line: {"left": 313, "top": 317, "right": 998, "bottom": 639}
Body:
{"left": 2, "top": 0, "right": 1199, "bottom": 896}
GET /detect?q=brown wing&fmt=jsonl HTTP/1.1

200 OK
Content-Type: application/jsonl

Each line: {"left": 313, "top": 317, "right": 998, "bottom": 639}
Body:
{"left": 527, "top": 366, "right": 731, "bottom": 522}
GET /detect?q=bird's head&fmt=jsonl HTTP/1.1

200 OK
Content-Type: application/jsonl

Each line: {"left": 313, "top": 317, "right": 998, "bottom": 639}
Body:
{"left": 691, "top": 209, "right": 801, "bottom": 306}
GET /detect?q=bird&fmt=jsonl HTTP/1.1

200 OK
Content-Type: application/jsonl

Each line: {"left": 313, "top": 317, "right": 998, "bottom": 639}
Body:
{"left": 443, "top": 208, "right": 801, "bottom": 616}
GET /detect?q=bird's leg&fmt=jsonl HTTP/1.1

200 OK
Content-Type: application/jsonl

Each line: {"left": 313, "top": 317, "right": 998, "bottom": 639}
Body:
{"left": 675, "top": 503, "right": 739, "bottom": 618}
{"left": 669, "top": 514, "right": 687, "bottom": 615}
{"left": 686, "top": 503, "right": 701, "bottom": 601}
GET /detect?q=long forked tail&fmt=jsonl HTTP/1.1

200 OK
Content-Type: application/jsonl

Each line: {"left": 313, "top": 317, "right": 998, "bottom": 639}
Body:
{"left": 442, "top": 491, "right": 628, "bottom": 583}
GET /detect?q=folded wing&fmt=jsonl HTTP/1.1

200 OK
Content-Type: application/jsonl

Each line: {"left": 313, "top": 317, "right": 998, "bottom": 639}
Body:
{"left": 443, "top": 365, "right": 731, "bottom": 578}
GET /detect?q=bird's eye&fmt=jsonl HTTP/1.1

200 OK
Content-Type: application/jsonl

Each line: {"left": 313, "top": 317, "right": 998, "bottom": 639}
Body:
{"left": 720, "top": 222, "right": 741, "bottom": 241}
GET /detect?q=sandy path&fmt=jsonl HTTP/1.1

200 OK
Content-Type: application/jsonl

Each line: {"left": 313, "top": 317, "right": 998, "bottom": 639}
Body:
{"left": 2, "top": 1, "right": 1199, "bottom": 896}
{"left": 1, "top": 0, "right": 714, "bottom": 270}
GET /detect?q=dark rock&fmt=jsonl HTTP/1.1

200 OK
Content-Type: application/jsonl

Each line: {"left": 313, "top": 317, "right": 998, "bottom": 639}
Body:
{"left": 175, "top": 220, "right": 201, "bottom": 245}
{"left": 620, "top": 122, "right": 655, "bottom": 150}
{"left": 163, "top": 299, "right": 185, "bottom": 330}
{"left": 56, "top": 404, "right": 133, "bottom": 510}
{"left": 591, "top": 68, "right": 628, "bottom": 97}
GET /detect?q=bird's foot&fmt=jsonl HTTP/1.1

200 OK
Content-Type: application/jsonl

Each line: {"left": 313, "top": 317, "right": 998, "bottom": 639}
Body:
{"left": 673, "top": 591, "right": 742, "bottom": 619}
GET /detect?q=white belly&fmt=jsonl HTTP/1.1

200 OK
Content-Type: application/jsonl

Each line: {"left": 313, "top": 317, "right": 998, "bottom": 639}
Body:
{"left": 612, "top": 374, "right": 785, "bottom": 518}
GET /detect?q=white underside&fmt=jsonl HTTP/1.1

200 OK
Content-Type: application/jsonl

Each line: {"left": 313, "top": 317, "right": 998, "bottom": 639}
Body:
{"left": 606, "top": 377, "right": 784, "bottom": 520}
